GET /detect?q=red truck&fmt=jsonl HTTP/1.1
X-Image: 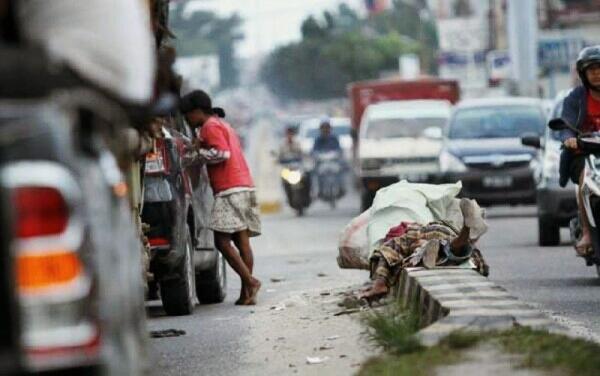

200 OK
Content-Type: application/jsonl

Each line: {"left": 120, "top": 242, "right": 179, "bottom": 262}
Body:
{"left": 347, "top": 78, "right": 461, "bottom": 209}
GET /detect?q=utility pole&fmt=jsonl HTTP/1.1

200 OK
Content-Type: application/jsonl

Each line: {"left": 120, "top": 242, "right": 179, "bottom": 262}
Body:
{"left": 507, "top": 0, "right": 539, "bottom": 96}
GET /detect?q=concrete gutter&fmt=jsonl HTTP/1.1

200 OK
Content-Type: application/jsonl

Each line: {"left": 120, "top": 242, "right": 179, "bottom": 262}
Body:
{"left": 395, "top": 268, "right": 569, "bottom": 346}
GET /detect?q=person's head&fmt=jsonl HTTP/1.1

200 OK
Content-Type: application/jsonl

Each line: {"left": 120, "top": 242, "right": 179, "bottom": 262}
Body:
{"left": 180, "top": 90, "right": 226, "bottom": 128}
{"left": 285, "top": 127, "right": 296, "bottom": 141}
{"left": 319, "top": 119, "right": 332, "bottom": 137}
{"left": 577, "top": 46, "right": 600, "bottom": 92}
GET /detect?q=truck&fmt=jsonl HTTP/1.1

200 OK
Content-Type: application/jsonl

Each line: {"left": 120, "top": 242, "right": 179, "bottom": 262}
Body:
{"left": 347, "top": 78, "right": 461, "bottom": 210}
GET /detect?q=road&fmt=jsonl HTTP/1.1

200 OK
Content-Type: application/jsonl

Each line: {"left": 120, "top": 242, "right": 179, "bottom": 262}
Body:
{"left": 147, "top": 122, "right": 600, "bottom": 374}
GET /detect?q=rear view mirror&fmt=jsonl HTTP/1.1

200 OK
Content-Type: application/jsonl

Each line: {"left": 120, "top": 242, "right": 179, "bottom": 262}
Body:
{"left": 422, "top": 126, "right": 443, "bottom": 139}
{"left": 521, "top": 133, "right": 542, "bottom": 149}
{"left": 548, "top": 117, "right": 579, "bottom": 135}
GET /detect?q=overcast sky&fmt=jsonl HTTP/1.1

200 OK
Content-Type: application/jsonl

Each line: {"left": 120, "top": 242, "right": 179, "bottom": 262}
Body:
{"left": 187, "top": 0, "right": 365, "bottom": 58}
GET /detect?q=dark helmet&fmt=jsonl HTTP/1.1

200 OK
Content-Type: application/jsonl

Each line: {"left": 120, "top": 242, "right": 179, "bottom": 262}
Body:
{"left": 576, "top": 45, "right": 600, "bottom": 89}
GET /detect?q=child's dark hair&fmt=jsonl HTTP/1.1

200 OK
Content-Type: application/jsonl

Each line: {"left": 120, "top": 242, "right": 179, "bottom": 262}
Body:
{"left": 180, "top": 90, "right": 226, "bottom": 118}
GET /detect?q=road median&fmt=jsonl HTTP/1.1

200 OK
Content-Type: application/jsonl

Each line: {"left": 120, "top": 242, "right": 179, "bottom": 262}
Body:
{"left": 395, "top": 267, "right": 568, "bottom": 346}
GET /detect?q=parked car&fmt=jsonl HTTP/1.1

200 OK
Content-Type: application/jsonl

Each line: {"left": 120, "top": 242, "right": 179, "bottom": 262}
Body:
{"left": 297, "top": 117, "right": 353, "bottom": 160}
{"left": 0, "top": 99, "right": 147, "bottom": 375}
{"left": 522, "top": 90, "right": 578, "bottom": 246}
{"left": 358, "top": 100, "right": 452, "bottom": 211}
{"left": 439, "top": 97, "right": 547, "bottom": 206}
{"left": 143, "top": 116, "right": 226, "bottom": 316}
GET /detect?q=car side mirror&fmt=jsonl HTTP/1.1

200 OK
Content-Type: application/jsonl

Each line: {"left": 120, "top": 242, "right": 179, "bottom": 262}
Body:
{"left": 521, "top": 133, "right": 542, "bottom": 149}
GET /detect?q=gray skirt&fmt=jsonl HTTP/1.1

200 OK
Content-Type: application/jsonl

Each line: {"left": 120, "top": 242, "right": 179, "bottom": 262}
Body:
{"left": 210, "top": 191, "right": 262, "bottom": 237}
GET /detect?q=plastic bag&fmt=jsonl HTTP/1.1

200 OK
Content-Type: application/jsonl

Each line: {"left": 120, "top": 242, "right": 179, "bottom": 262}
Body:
{"left": 337, "top": 208, "right": 371, "bottom": 270}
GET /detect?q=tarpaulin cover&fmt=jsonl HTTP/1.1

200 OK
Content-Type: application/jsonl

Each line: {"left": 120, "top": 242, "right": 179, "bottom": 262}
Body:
{"left": 367, "top": 181, "right": 463, "bottom": 257}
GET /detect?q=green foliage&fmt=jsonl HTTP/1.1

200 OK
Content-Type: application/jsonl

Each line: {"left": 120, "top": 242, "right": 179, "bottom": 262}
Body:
{"left": 498, "top": 327, "right": 600, "bottom": 376}
{"left": 361, "top": 303, "right": 423, "bottom": 355}
{"left": 261, "top": 2, "right": 438, "bottom": 100}
{"left": 169, "top": 3, "right": 244, "bottom": 88}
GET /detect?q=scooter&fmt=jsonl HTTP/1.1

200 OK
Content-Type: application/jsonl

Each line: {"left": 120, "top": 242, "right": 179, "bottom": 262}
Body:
{"left": 549, "top": 118, "right": 600, "bottom": 277}
{"left": 280, "top": 158, "right": 311, "bottom": 216}
{"left": 314, "top": 150, "right": 346, "bottom": 209}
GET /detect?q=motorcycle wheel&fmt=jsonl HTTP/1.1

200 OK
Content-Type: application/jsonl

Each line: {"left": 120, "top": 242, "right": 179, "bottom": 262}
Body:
{"left": 596, "top": 264, "right": 600, "bottom": 279}
{"left": 296, "top": 207, "right": 304, "bottom": 217}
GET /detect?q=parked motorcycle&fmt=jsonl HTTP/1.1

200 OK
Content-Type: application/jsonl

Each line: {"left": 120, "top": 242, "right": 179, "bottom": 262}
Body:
{"left": 279, "top": 158, "right": 311, "bottom": 216}
{"left": 549, "top": 118, "right": 600, "bottom": 277}
{"left": 314, "top": 151, "right": 346, "bottom": 209}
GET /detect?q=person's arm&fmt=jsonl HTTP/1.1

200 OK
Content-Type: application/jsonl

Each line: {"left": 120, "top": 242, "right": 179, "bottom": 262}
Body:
{"left": 198, "top": 124, "right": 231, "bottom": 165}
{"left": 560, "top": 89, "right": 581, "bottom": 144}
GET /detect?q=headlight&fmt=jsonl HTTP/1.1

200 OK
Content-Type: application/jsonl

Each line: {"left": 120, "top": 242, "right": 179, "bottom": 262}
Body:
{"left": 439, "top": 151, "right": 467, "bottom": 173}
{"left": 542, "top": 152, "right": 560, "bottom": 179}
{"left": 281, "top": 168, "right": 302, "bottom": 185}
{"left": 361, "top": 158, "right": 383, "bottom": 170}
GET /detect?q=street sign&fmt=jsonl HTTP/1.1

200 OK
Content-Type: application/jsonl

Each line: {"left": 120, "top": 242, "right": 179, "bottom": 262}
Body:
{"left": 538, "top": 36, "right": 586, "bottom": 71}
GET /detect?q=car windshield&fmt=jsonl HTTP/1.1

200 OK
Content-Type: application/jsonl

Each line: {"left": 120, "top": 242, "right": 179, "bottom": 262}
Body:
{"left": 364, "top": 117, "right": 447, "bottom": 139}
{"left": 449, "top": 105, "right": 545, "bottom": 139}
{"left": 306, "top": 125, "right": 351, "bottom": 139}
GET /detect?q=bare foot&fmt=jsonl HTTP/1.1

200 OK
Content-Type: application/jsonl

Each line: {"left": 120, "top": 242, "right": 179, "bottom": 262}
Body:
{"left": 235, "top": 284, "right": 249, "bottom": 305}
{"left": 359, "top": 278, "right": 389, "bottom": 305}
{"left": 575, "top": 234, "right": 592, "bottom": 256}
{"left": 240, "top": 279, "right": 261, "bottom": 306}
{"left": 460, "top": 198, "right": 488, "bottom": 240}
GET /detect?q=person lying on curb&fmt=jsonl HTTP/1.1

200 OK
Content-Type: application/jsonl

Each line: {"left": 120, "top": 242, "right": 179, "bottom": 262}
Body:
{"left": 181, "top": 90, "right": 261, "bottom": 306}
{"left": 360, "top": 198, "right": 489, "bottom": 304}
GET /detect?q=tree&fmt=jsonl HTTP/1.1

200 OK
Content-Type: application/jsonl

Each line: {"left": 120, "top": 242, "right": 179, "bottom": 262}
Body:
{"left": 261, "top": 2, "right": 437, "bottom": 100}
{"left": 169, "top": 4, "right": 244, "bottom": 89}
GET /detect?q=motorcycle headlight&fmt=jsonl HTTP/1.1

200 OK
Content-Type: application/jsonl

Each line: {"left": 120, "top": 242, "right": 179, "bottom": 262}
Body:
{"left": 286, "top": 170, "right": 302, "bottom": 185}
{"left": 439, "top": 151, "right": 467, "bottom": 173}
{"left": 281, "top": 168, "right": 302, "bottom": 185}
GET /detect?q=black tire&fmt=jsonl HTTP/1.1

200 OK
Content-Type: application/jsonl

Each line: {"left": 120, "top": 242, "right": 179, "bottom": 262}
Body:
{"left": 196, "top": 252, "right": 227, "bottom": 304}
{"left": 539, "top": 216, "right": 560, "bottom": 246}
{"left": 361, "top": 190, "right": 374, "bottom": 212}
{"left": 296, "top": 207, "right": 304, "bottom": 217}
{"left": 160, "top": 228, "right": 195, "bottom": 316}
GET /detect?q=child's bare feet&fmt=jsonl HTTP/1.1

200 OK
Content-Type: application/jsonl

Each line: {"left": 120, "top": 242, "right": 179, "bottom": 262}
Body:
{"left": 240, "top": 279, "right": 261, "bottom": 306}
{"left": 359, "top": 278, "right": 389, "bottom": 305}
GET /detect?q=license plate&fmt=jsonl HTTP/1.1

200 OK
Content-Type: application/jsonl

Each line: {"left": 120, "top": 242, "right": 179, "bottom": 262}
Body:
{"left": 482, "top": 176, "right": 513, "bottom": 188}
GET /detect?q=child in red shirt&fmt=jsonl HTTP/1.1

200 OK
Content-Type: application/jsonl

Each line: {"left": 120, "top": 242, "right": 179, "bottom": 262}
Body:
{"left": 181, "top": 90, "right": 261, "bottom": 305}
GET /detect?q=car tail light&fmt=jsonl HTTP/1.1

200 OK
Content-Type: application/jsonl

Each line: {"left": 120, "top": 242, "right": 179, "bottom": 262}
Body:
{"left": 148, "top": 237, "right": 170, "bottom": 247}
{"left": 1, "top": 162, "right": 98, "bottom": 372}
{"left": 15, "top": 187, "right": 69, "bottom": 239}
{"left": 145, "top": 139, "right": 170, "bottom": 174}
{"left": 16, "top": 251, "right": 83, "bottom": 293}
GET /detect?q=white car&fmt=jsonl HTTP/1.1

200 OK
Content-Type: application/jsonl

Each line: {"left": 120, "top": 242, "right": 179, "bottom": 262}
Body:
{"left": 297, "top": 117, "right": 352, "bottom": 159}
{"left": 358, "top": 100, "right": 452, "bottom": 210}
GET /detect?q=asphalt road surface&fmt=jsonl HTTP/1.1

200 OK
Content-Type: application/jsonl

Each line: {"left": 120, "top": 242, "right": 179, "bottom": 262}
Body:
{"left": 147, "top": 189, "right": 600, "bottom": 375}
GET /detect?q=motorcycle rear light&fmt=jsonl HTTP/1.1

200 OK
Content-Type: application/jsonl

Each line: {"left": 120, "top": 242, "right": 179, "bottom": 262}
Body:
{"left": 15, "top": 187, "right": 69, "bottom": 238}
{"left": 16, "top": 251, "right": 82, "bottom": 293}
{"left": 149, "top": 237, "right": 170, "bottom": 248}
{"left": 145, "top": 139, "right": 170, "bottom": 174}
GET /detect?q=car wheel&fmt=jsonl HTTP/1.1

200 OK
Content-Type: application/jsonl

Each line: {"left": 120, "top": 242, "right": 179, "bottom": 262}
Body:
{"left": 539, "top": 216, "right": 560, "bottom": 246}
{"left": 196, "top": 252, "right": 227, "bottom": 304}
{"left": 361, "top": 190, "right": 374, "bottom": 212}
{"left": 160, "top": 227, "right": 195, "bottom": 316}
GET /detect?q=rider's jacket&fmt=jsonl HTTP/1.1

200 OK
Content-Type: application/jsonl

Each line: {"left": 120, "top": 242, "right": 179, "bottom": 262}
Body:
{"left": 559, "top": 85, "right": 587, "bottom": 187}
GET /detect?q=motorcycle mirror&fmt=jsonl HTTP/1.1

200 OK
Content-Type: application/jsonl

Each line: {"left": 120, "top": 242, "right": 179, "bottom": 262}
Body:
{"left": 548, "top": 118, "right": 580, "bottom": 135}
{"left": 521, "top": 133, "right": 542, "bottom": 149}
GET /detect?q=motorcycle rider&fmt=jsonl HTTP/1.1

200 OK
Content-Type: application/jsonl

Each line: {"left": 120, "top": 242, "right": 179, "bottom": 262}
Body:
{"left": 311, "top": 119, "right": 342, "bottom": 155}
{"left": 311, "top": 119, "right": 346, "bottom": 198}
{"left": 560, "top": 46, "right": 600, "bottom": 255}
{"left": 278, "top": 126, "right": 303, "bottom": 163}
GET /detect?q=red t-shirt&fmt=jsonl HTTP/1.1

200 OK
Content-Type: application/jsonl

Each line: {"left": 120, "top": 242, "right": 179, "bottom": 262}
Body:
{"left": 199, "top": 117, "right": 254, "bottom": 194}
{"left": 584, "top": 91, "right": 600, "bottom": 132}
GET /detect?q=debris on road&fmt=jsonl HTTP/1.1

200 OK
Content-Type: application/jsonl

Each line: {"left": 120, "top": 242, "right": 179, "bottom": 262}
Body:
{"left": 270, "top": 304, "right": 286, "bottom": 311}
{"left": 317, "top": 272, "right": 328, "bottom": 277}
{"left": 319, "top": 344, "right": 334, "bottom": 351}
{"left": 333, "top": 308, "right": 362, "bottom": 316}
{"left": 270, "top": 277, "right": 286, "bottom": 283}
{"left": 150, "top": 329, "right": 186, "bottom": 338}
{"left": 306, "top": 356, "right": 330, "bottom": 365}
{"left": 326, "top": 335, "right": 341, "bottom": 341}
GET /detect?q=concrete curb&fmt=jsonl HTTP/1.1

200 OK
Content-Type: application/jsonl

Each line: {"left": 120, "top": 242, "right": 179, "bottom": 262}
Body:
{"left": 395, "top": 268, "right": 569, "bottom": 346}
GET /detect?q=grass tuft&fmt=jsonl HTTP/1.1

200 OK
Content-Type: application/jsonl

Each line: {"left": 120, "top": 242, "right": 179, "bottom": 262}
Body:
{"left": 361, "top": 303, "right": 423, "bottom": 355}
{"left": 497, "top": 327, "right": 600, "bottom": 376}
